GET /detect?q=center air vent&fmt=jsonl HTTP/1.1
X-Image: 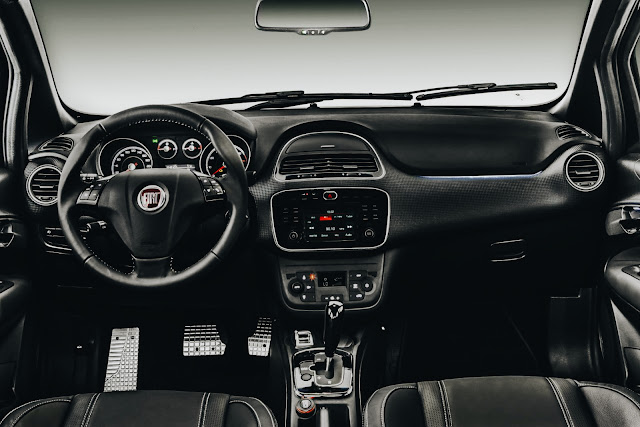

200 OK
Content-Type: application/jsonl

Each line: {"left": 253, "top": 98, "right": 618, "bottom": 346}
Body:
{"left": 556, "top": 125, "right": 591, "bottom": 140}
{"left": 27, "top": 165, "right": 61, "bottom": 206}
{"left": 565, "top": 152, "right": 604, "bottom": 192}
{"left": 39, "top": 137, "right": 74, "bottom": 151}
{"left": 275, "top": 132, "right": 384, "bottom": 180}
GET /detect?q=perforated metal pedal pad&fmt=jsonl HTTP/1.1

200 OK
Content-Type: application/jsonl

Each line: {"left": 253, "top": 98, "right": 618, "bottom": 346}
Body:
{"left": 104, "top": 327, "right": 139, "bottom": 392}
{"left": 248, "top": 317, "right": 273, "bottom": 357}
{"left": 183, "top": 325, "right": 226, "bottom": 356}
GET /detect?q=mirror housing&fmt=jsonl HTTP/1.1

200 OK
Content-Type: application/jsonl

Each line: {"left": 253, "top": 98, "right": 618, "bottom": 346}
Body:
{"left": 255, "top": 0, "right": 371, "bottom": 35}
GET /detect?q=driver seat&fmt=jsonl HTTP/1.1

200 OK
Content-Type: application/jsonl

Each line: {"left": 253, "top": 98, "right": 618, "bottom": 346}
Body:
{"left": 0, "top": 390, "right": 276, "bottom": 427}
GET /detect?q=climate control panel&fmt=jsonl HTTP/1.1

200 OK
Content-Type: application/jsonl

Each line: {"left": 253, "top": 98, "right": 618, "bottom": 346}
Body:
{"left": 278, "top": 255, "right": 384, "bottom": 310}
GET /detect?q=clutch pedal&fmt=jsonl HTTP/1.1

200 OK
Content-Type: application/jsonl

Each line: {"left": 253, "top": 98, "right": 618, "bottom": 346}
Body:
{"left": 248, "top": 317, "right": 273, "bottom": 357}
{"left": 183, "top": 325, "right": 226, "bottom": 356}
{"left": 104, "top": 327, "right": 139, "bottom": 392}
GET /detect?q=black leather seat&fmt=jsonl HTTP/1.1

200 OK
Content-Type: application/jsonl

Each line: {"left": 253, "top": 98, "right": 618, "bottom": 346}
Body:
{"left": 0, "top": 390, "right": 276, "bottom": 427}
{"left": 364, "top": 376, "right": 640, "bottom": 427}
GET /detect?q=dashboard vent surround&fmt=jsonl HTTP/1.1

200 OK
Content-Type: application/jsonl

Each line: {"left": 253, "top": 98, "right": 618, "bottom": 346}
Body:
{"left": 27, "top": 165, "right": 61, "bottom": 206}
{"left": 39, "top": 137, "right": 74, "bottom": 151}
{"left": 279, "top": 153, "right": 379, "bottom": 179}
{"left": 565, "top": 152, "right": 604, "bottom": 192}
{"left": 556, "top": 125, "right": 591, "bottom": 141}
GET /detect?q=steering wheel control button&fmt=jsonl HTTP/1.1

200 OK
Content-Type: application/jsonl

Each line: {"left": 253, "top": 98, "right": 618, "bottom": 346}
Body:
{"left": 137, "top": 185, "right": 167, "bottom": 212}
{"left": 323, "top": 191, "right": 338, "bottom": 201}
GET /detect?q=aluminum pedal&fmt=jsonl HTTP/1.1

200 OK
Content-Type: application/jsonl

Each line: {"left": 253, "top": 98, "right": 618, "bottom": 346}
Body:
{"left": 104, "top": 327, "right": 139, "bottom": 392}
{"left": 248, "top": 317, "right": 273, "bottom": 357}
{"left": 183, "top": 325, "right": 226, "bottom": 356}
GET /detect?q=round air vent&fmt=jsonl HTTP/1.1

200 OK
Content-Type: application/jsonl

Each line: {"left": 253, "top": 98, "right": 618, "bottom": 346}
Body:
{"left": 27, "top": 165, "right": 61, "bottom": 206}
{"left": 565, "top": 152, "right": 604, "bottom": 192}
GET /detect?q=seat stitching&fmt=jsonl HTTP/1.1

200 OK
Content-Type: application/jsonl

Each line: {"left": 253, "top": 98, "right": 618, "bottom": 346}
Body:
{"left": 363, "top": 387, "right": 387, "bottom": 427}
{"left": 549, "top": 379, "right": 575, "bottom": 427}
{"left": 439, "top": 381, "right": 452, "bottom": 427}
{"left": 84, "top": 393, "right": 101, "bottom": 427}
{"left": 577, "top": 383, "right": 640, "bottom": 412}
{"left": 197, "top": 392, "right": 208, "bottom": 427}
{"left": 80, "top": 394, "right": 99, "bottom": 427}
{"left": 545, "top": 377, "right": 571, "bottom": 427}
{"left": 380, "top": 385, "right": 417, "bottom": 427}
{"left": 1, "top": 399, "right": 71, "bottom": 427}
{"left": 229, "top": 400, "right": 261, "bottom": 427}
{"left": 246, "top": 397, "right": 278, "bottom": 427}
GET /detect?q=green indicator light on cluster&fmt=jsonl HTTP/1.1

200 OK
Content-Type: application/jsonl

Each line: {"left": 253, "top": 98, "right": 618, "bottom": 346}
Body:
{"left": 152, "top": 137, "right": 159, "bottom": 144}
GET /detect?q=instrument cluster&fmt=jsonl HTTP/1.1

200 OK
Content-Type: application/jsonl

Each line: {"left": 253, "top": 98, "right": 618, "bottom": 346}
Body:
{"left": 96, "top": 133, "right": 251, "bottom": 177}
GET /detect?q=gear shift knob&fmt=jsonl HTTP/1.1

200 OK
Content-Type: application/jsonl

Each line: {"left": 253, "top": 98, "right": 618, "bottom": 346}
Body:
{"left": 323, "top": 300, "right": 344, "bottom": 359}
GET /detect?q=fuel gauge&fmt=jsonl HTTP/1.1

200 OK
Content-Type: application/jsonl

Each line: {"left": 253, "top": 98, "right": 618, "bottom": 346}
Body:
{"left": 182, "top": 138, "right": 203, "bottom": 159}
{"left": 157, "top": 139, "right": 178, "bottom": 160}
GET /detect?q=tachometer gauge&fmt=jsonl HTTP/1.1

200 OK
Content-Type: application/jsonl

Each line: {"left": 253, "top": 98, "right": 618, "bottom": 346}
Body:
{"left": 157, "top": 139, "right": 178, "bottom": 159}
{"left": 205, "top": 146, "right": 248, "bottom": 177}
{"left": 182, "top": 138, "right": 203, "bottom": 159}
{"left": 111, "top": 146, "right": 153, "bottom": 174}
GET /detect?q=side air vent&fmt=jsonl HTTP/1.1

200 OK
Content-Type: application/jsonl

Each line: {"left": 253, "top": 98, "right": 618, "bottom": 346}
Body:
{"left": 27, "top": 165, "right": 61, "bottom": 206}
{"left": 275, "top": 132, "right": 384, "bottom": 180}
{"left": 39, "top": 137, "right": 74, "bottom": 151}
{"left": 565, "top": 152, "right": 604, "bottom": 191}
{"left": 556, "top": 125, "right": 591, "bottom": 141}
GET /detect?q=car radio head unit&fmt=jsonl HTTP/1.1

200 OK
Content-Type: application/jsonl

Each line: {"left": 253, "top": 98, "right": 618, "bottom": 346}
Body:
{"left": 271, "top": 188, "right": 389, "bottom": 251}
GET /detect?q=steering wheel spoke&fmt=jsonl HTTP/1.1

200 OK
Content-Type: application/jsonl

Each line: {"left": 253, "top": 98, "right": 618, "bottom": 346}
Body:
{"left": 133, "top": 256, "right": 173, "bottom": 279}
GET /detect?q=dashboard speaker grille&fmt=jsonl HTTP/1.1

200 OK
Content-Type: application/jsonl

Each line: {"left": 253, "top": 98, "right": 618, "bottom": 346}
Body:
{"left": 39, "top": 137, "right": 74, "bottom": 151}
{"left": 556, "top": 125, "right": 591, "bottom": 140}
{"left": 27, "top": 165, "right": 61, "bottom": 206}
{"left": 565, "top": 152, "right": 604, "bottom": 191}
{"left": 279, "top": 153, "right": 378, "bottom": 178}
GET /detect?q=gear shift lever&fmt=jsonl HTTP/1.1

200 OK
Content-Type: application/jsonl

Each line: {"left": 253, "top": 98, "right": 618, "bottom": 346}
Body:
{"left": 323, "top": 301, "right": 344, "bottom": 374}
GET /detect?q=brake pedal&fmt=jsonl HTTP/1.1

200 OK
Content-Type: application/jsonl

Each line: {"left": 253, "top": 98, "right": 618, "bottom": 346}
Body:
{"left": 183, "top": 325, "right": 226, "bottom": 356}
{"left": 104, "top": 327, "right": 139, "bottom": 392}
{"left": 248, "top": 317, "right": 273, "bottom": 357}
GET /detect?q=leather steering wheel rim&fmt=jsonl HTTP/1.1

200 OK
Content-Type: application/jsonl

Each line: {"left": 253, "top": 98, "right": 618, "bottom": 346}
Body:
{"left": 58, "top": 105, "right": 248, "bottom": 289}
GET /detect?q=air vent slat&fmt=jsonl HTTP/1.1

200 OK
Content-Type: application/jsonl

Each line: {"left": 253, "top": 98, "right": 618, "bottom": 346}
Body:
{"left": 565, "top": 152, "right": 604, "bottom": 192}
{"left": 39, "top": 137, "right": 74, "bottom": 151}
{"left": 27, "top": 165, "right": 61, "bottom": 206}
{"left": 556, "top": 125, "right": 591, "bottom": 140}
{"left": 279, "top": 152, "right": 379, "bottom": 178}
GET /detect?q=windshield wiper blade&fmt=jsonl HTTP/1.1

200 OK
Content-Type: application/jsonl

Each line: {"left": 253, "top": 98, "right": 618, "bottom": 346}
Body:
{"left": 194, "top": 90, "right": 412, "bottom": 108}
{"left": 414, "top": 82, "right": 557, "bottom": 101}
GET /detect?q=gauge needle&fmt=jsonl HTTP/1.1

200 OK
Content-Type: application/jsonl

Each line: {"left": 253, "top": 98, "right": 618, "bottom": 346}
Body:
{"left": 214, "top": 166, "right": 225, "bottom": 175}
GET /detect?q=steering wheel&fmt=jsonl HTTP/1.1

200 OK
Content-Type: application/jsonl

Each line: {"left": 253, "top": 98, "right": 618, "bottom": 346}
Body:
{"left": 58, "top": 105, "right": 248, "bottom": 288}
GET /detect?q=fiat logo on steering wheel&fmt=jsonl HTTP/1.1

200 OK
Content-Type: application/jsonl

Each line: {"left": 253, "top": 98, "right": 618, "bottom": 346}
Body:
{"left": 137, "top": 185, "right": 167, "bottom": 212}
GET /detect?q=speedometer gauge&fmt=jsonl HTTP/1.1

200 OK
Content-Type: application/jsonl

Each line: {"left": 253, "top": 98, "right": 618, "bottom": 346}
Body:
{"left": 205, "top": 146, "right": 248, "bottom": 177}
{"left": 111, "top": 146, "right": 153, "bottom": 174}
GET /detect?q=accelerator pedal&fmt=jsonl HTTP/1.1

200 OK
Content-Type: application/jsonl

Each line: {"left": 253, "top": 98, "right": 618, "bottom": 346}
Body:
{"left": 248, "top": 317, "right": 273, "bottom": 357}
{"left": 183, "top": 325, "right": 226, "bottom": 356}
{"left": 104, "top": 327, "right": 140, "bottom": 392}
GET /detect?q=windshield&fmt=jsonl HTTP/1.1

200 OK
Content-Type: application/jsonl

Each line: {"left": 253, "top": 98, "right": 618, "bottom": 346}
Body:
{"left": 30, "top": 0, "right": 591, "bottom": 115}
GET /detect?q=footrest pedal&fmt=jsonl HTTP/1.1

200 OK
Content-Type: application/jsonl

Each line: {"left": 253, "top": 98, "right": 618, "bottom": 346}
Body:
{"left": 104, "top": 327, "right": 139, "bottom": 392}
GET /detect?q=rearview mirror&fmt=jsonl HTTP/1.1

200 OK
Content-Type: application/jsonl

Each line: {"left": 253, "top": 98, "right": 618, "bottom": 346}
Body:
{"left": 255, "top": 0, "right": 371, "bottom": 35}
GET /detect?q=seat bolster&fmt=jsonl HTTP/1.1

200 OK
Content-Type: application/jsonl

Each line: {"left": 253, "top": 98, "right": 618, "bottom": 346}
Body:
{"left": 0, "top": 397, "right": 72, "bottom": 427}
{"left": 578, "top": 381, "right": 640, "bottom": 427}
{"left": 226, "top": 396, "right": 277, "bottom": 427}
{"left": 363, "top": 383, "right": 425, "bottom": 427}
